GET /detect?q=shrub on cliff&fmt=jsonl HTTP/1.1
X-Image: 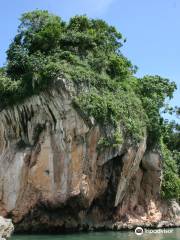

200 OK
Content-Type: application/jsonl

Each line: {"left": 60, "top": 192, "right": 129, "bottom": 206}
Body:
{"left": 0, "top": 71, "right": 22, "bottom": 108}
{"left": 137, "top": 75, "right": 176, "bottom": 146}
{"left": 162, "top": 108, "right": 180, "bottom": 199}
{"left": 161, "top": 142, "right": 180, "bottom": 199}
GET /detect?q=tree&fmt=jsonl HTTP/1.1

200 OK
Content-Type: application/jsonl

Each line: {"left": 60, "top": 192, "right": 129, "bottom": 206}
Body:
{"left": 138, "top": 75, "right": 176, "bottom": 147}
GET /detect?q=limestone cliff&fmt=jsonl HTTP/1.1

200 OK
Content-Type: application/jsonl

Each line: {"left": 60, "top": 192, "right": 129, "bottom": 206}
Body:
{"left": 0, "top": 216, "right": 14, "bottom": 239}
{"left": 0, "top": 79, "right": 179, "bottom": 232}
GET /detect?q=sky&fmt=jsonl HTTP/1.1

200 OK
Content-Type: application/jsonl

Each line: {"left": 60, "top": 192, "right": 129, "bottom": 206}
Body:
{"left": 0, "top": 0, "right": 179, "bottom": 117}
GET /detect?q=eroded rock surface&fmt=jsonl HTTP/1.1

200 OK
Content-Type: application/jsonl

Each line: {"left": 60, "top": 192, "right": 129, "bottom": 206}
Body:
{"left": 0, "top": 216, "right": 14, "bottom": 239}
{"left": 0, "top": 80, "right": 179, "bottom": 232}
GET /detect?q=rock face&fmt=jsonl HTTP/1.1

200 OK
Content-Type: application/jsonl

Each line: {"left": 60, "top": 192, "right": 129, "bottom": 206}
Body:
{"left": 0, "top": 80, "right": 179, "bottom": 232}
{"left": 0, "top": 216, "right": 14, "bottom": 239}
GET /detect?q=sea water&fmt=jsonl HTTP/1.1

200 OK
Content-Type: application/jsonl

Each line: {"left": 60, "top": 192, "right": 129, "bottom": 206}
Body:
{"left": 12, "top": 228, "right": 180, "bottom": 240}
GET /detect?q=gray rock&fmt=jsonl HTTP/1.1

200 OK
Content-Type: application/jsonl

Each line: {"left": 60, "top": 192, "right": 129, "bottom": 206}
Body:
{"left": 0, "top": 216, "right": 14, "bottom": 239}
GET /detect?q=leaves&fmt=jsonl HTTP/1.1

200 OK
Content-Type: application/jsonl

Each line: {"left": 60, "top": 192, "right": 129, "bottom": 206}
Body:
{"left": 161, "top": 142, "right": 180, "bottom": 199}
{"left": 137, "top": 75, "right": 177, "bottom": 147}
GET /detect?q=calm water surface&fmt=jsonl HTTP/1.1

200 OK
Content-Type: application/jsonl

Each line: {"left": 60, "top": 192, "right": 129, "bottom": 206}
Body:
{"left": 12, "top": 228, "right": 180, "bottom": 240}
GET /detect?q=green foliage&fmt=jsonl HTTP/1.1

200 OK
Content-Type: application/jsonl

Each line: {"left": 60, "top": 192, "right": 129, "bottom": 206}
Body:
{"left": 107, "top": 54, "right": 134, "bottom": 79}
{"left": 173, "top": 151, "right": 180, "bottom": 177}
{"left": 138, "top": 75, "right": 177, "bottom": 147}
{"left": 162, "top": 109, "right": 180, "bottom": 176}
{"left": 161, "top": 142, "right": 180, "bottom": 199}
{"left": 97, "top": 130, "right": 123, "bottom": 151}
{"left": 18, "top": 10, "right": 63, "bottom": 54}
{"left": 0, "top": 71, "right": 22, "bottom": 109}
{"left": 163, "top": 120, "right": 180, "bottom": 152}
{"left": 74, "top": 89, "right": 147, "bottom": 143}
{"left": 6, "top": 11, "right": 132, "bottom": 85}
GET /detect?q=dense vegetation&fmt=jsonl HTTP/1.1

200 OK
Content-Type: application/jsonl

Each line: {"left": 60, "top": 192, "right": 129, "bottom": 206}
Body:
{"left": 0, "top": 10, "right": 179, "bottom": 199}
{"left": 161, "top": 108, "right": 180, "bottom": 199}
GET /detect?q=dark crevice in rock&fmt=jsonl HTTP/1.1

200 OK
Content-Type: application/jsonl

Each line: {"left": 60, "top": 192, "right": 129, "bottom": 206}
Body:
{"left": 46, "top": 105, "right": 57, "bottom": 129}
